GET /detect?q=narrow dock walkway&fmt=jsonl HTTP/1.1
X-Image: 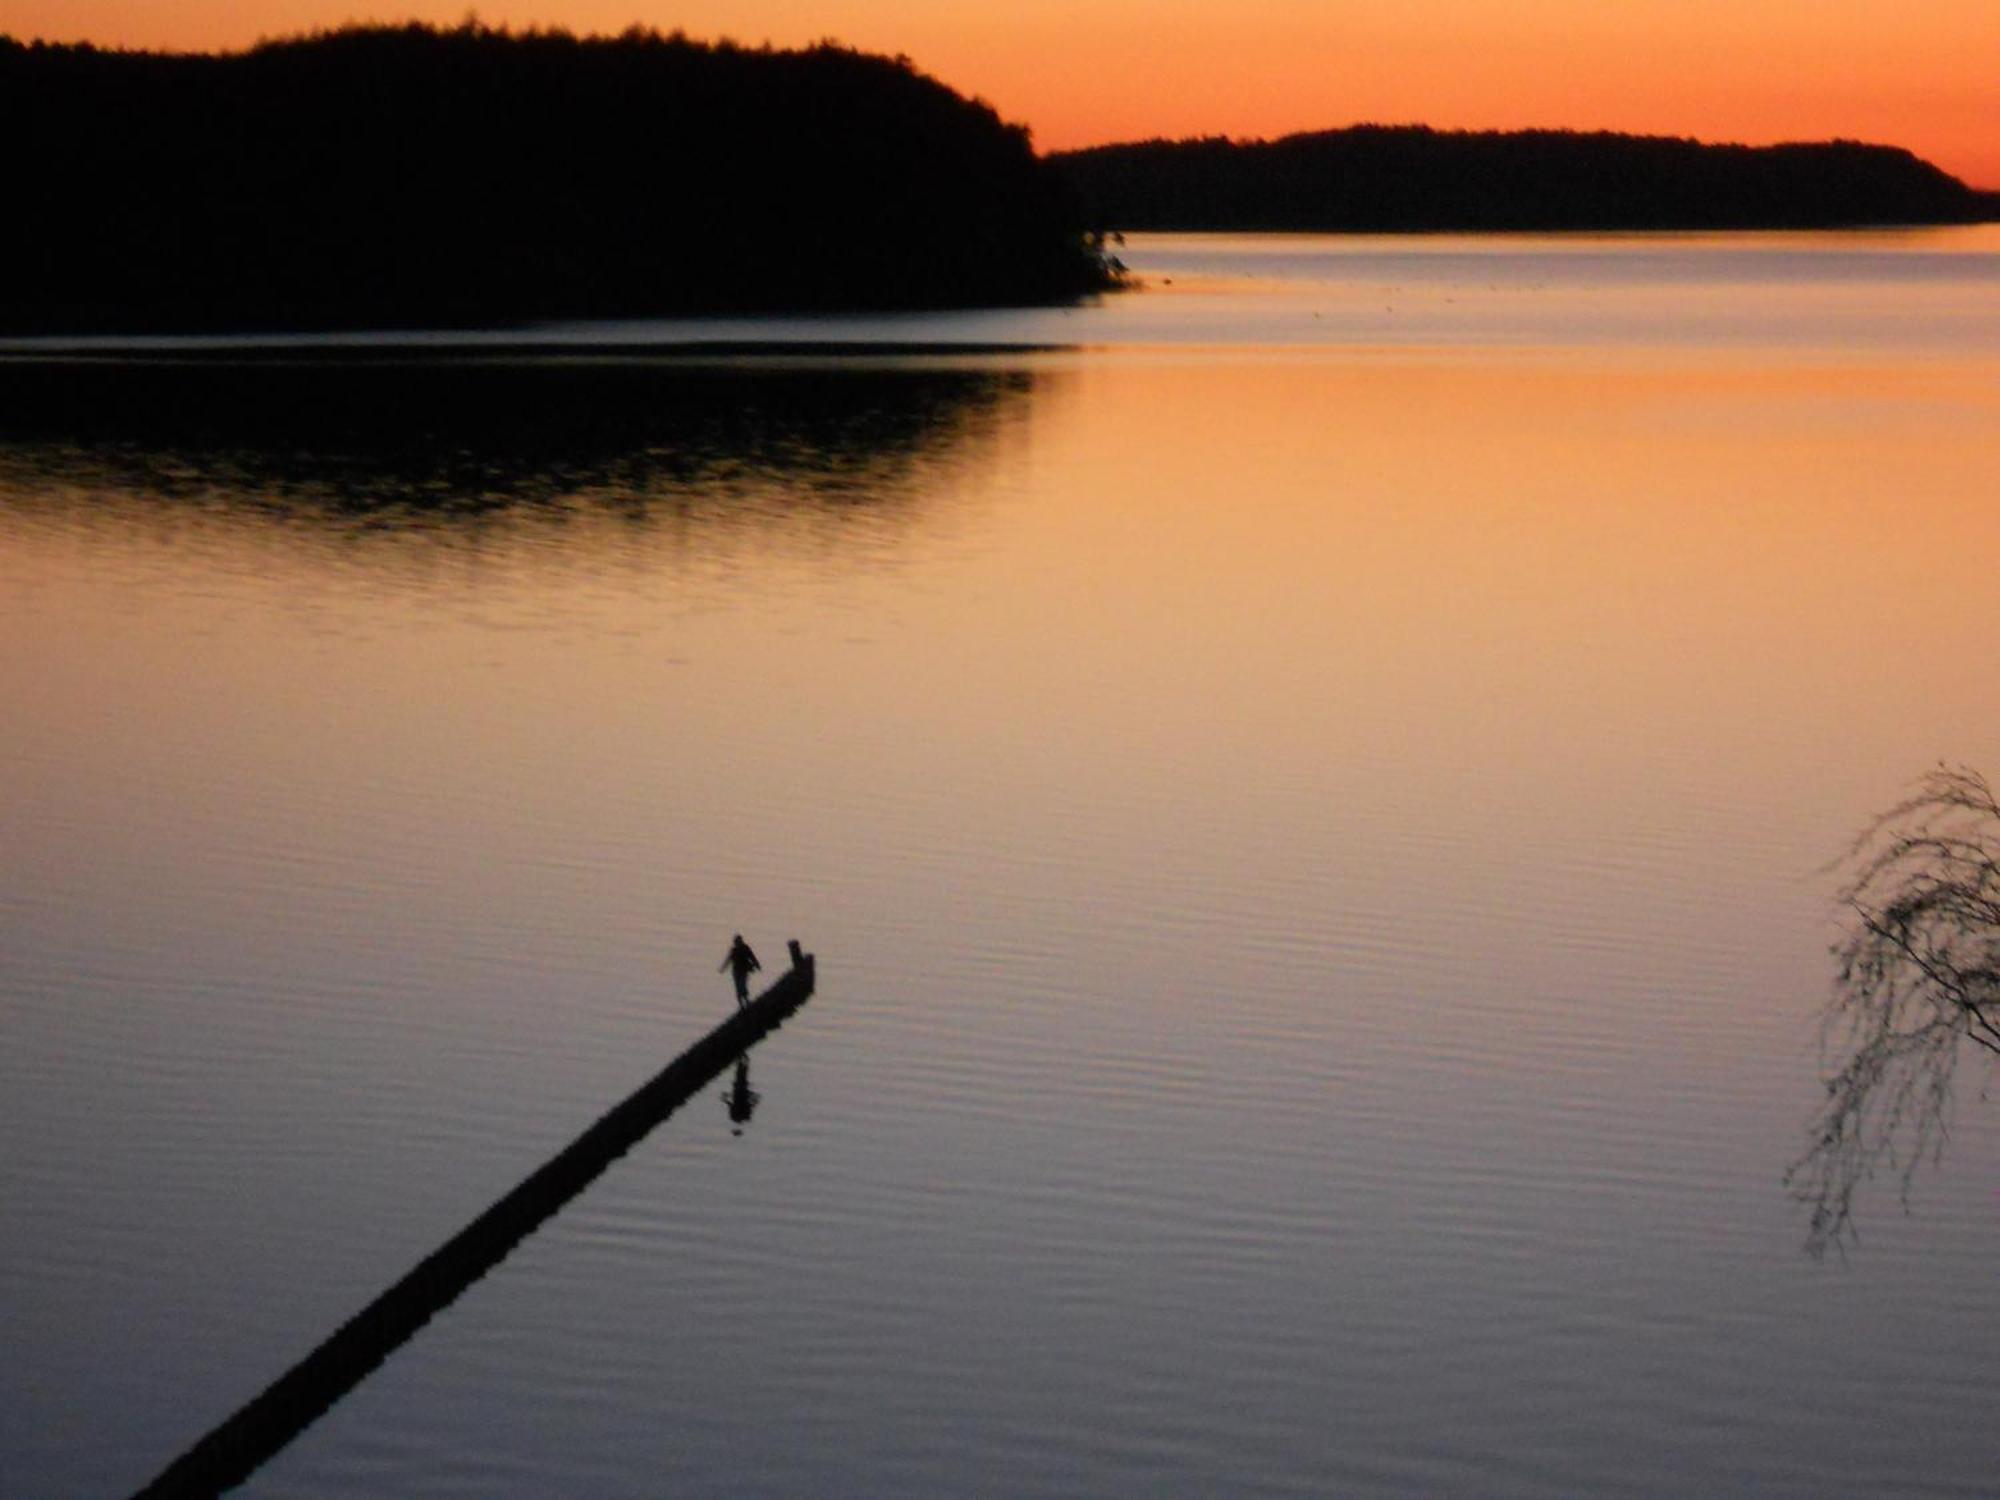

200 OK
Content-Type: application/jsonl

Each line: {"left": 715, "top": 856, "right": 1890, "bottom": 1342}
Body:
{"left": 131, "top": 952, "right": 817, "bottom": 1499}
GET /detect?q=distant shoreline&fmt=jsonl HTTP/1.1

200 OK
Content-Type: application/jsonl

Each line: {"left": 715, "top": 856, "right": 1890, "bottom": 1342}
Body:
{"left": 4, "top": 25, "right": 1988, "bottom": 337}
{"left": 0, "top": 341, "right": 1067, "bottom": 365}
{"left": 2, "top": 219, "right": 1993, "bottom": 360}
{"left": 0, "top": 24, "right": 1119, "bottom": 337}
{"left": 1054, "top": 127, "right": 1997, "bottom": 234}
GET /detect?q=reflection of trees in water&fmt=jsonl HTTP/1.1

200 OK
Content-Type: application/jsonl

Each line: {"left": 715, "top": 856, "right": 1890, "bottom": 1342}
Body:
{"left": 1791, "top": 765, "right": 2000, "bottom": 1256}
{"left": 0, "top": 356, "right": 1036, "bottom": 559}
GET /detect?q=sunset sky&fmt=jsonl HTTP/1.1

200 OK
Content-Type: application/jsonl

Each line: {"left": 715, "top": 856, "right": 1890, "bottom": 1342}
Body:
{"left": 5, "top": 0, "right": 1996, "bottom": 185}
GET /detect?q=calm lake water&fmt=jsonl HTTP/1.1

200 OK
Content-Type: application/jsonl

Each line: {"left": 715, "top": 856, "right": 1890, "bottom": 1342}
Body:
{"left": 4, "top": 231, "right": 1999, "bottom": 1497}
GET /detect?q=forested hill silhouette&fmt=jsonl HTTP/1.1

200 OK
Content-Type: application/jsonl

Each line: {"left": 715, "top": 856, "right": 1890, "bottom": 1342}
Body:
{"left": 0, "top": 24, "right": 1118, "bottom": 335}
{"left": 1054, "top": 126, "right": 1998, "bottom": 232}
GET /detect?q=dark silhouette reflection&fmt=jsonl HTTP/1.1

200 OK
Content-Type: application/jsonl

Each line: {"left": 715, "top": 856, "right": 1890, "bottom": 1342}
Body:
{"left": 1790, "top": 767, "right": 2000, "bottom": 1256}
{"left": 130, "top": 953, "right": 814, "bottom": 1500}
{"left": 724, "top": 1056, "right": 761, "bottom": 1135}
{"left": 0, "top": 357, "right": 1037, "bottom": 548}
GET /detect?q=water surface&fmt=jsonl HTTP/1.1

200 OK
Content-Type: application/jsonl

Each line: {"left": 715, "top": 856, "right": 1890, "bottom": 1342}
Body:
{"left": 3, "top": 233, "right": 1998, "bottom": 1497}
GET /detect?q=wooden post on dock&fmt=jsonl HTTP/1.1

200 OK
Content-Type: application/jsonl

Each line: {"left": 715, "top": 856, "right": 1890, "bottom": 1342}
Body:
{"left": 131, "top": 952, "right": 816, "bottom": 1500}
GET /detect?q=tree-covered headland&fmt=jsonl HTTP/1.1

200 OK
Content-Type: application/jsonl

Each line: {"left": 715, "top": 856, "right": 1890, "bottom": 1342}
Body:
{"left": 0, "top": 24, "right": 1121, "bottom": 334}
{"left": 1054, "top": 125, "right": 1999, "bottom": 232}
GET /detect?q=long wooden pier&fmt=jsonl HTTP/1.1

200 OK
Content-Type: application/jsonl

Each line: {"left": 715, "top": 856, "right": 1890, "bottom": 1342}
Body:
{"left": 131, "top": 952, "right": 816, "bottom": 1499}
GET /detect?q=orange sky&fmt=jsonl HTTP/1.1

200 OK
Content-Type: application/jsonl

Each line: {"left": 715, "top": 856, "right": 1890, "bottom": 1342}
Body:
{"left": 5, "top": 0, "right": 1995, "bottom": 185}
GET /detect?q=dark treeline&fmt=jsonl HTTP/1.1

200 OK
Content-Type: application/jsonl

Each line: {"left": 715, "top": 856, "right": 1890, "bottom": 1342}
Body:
{"left": 0, "top": 24, "right": 1118, "bottom": 334}
{"left": 1054, "top": 125, "right": 1998, "bottom": 232}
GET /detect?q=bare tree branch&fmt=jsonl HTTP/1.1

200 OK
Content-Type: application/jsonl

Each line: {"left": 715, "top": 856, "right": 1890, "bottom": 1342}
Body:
{"left": 1789, "top": 764, "right": 2000, "bottom": 1256}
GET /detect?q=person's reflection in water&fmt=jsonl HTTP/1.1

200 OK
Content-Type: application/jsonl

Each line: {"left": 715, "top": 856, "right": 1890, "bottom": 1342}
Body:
{"left": 724, "top": 1056, "right": 760, "bottom": 1136}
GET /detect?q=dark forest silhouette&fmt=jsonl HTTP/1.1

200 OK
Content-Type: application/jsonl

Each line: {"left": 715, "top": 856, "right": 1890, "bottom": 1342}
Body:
{"left": 0, "top": 23, "right": 1118, "bottom": 335}
{"left": 1054, "top": 125, "right": 2000, "bottom": 232}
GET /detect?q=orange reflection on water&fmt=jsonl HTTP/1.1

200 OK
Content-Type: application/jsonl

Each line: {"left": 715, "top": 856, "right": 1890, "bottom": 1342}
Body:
{"left": 5, "top": 344, "right": 1999, "bottom": 1057}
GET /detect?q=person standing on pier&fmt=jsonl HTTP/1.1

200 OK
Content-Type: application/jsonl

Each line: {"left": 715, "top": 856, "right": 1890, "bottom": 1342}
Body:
{"left": 721, "top": 934, "right": 761, "bottom": 1008}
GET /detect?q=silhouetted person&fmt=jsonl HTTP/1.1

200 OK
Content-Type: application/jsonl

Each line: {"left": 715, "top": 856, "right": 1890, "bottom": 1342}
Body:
{"left": 721, "top": 934, "right": 760, "bottom": 1007}
{"left": 724, "top": 1055, "right": 760, "bottom": 1135}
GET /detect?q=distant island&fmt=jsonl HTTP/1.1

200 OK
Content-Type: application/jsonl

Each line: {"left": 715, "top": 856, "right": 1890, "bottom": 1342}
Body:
{"left": 1053, "top": 126, "right": 2000, "bottom": 232}
{"left": 0, "top": 24, "right": 1119, "bottom": 335}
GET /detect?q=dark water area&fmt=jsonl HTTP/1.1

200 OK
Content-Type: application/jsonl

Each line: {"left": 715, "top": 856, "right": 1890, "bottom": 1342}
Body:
{"left": 0, "top": 358, "right": 1032, "bottom": 522}
{"left": 4, "top": 236, "right": 1999, "bottom": 1498}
